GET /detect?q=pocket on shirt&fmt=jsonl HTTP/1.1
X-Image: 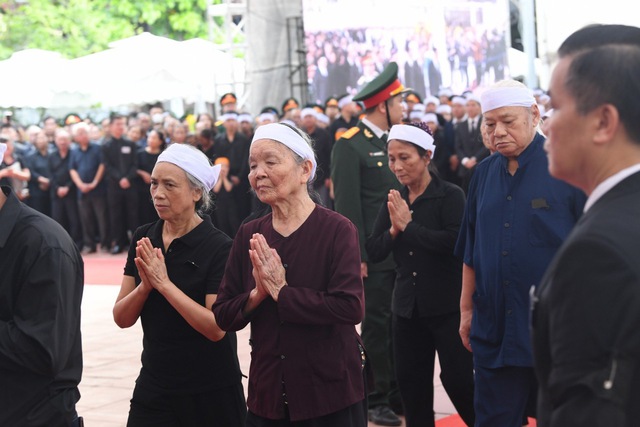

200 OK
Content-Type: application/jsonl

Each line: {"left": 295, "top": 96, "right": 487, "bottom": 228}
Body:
{"left": 528, "top": 208, "right": 567, "bottom": 248}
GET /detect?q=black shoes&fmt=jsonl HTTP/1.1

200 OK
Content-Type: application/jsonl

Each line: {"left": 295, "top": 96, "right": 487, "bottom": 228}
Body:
{"left": 368, "top": 405, "right": 402, "bottom": 426}
{"left": 110, "top": 245, "right": 123, "bottom": 255}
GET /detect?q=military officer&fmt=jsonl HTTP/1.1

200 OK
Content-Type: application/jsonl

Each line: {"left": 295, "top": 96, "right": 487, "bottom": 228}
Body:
{"left": 331, "top": 62, "right": 406, "bottom": 427}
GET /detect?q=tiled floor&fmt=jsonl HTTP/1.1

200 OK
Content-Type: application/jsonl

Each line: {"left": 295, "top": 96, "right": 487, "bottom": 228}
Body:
{"left": 77, "top": 254, "right": 457, "bottom": 426}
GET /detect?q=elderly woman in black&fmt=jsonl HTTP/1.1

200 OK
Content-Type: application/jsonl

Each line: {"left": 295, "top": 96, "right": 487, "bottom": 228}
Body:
{"left": 113, "top": 143, "right": 246, "bottom": 426}
{"left": 213, "top": 123, "right": 368, "bottom": 427}
{"left": 366, "top": 122, "right": 475, "bottom": 427}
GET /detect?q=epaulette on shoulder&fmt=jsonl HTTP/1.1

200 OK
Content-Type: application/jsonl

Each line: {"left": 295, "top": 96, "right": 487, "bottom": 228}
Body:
{"left": 340, "top": 126, "right": 360, "bottom": 140}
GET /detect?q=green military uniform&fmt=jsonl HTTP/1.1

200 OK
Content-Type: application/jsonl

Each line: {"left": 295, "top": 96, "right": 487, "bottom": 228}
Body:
{"left": 331, "top": 62, "right": 407, "bottom": 421}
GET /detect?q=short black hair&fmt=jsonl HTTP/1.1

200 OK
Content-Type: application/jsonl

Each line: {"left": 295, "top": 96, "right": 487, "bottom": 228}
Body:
{"left": 559, "top": 24, "right": 640, "bottom": 57}
{"left": 566, "top": 44, "right": 640, "bottom": 144}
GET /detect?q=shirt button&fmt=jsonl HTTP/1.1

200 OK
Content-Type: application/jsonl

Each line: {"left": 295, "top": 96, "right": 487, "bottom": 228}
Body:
{"left": 507, "top": 195, "right": 512, "bottom": 201}
{"left": 504, "top": 222, "right": 510, "bottom": 228}
{"left": 412, "top": 272, "right": 417, "bottom": 277}
{"left": 280, "top": 355, "right": 285, "bottom": 360}
{"left": 507, "top": 309, "right": 513, "bottom": 315}
{"left": 502, "top": 250, "right": 509, "bottom": 256}
{"left": 283, "top": 264, "right": 288, "bottom": 268}
{"left": 409, "top": 251, "right": 413, "bottom": 256}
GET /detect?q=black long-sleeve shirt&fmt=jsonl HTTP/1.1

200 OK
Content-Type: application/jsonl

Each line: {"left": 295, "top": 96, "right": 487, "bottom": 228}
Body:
{"left": 0, "top": 186, "right": 83, "bottom": 426}
{"left": 102, "top": 136, "right": 138, "bottom": 183}
{"left": 366, "top": 173, "right": 466, "bottom": 318}
{"left": 48, "top": 149, "right": 75, "bottom": 195}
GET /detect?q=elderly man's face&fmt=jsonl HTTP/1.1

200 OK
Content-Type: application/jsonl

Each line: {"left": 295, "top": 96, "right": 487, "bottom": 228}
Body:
{"left": 543, "top": 57, "right": 591, "bottom": 187}
{"left": 483, "top": 105, "right": 539, "bottom": 160}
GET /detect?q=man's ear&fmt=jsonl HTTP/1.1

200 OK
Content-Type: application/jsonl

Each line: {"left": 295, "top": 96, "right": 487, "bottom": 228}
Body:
{"left": 592, "top": 104, "right": 620, "bottom": 146}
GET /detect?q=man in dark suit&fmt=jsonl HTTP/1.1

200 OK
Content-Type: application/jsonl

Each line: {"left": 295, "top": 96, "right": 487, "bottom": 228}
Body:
{"left": 454, "top": 95, "right": 488, "bottom": 193}
{"left": 533, "top": 24, "right": 640, "bottom": 427}
{"left": 331, "top": 62, "right": 405, "bottom": 426}
{"left": 102, "top": 114, "right": 138, "bottom": 254}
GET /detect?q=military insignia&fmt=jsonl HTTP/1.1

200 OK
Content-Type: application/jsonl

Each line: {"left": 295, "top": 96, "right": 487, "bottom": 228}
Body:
{"left": 363, "top": 129, "right": 374, "bottom": 139}
{"left": 340, "top": 127, "right": 360, "bottom": 140}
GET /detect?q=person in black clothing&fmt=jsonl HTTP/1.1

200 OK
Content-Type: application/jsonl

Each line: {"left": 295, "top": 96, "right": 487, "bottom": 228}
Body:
{"left": 328, "top": 94, "right": 359, "bottom": 142}
{"left": 24, "top": 131, "right": 51, "bottom": 216}
{"left": 197, "top": 127, "right": 217, "bottom": 160}
{"left": 0, "top": 142, "right": 84, "bottom": 427}
{"left": 366, "top": 123, "right": 475, "bottom": 427}
{"left": 211, "top": 156, "right": 240, "bottom": 237}
{"left": 300, "top": 108, "right": 333, "bottom": 208}
{"left": 113, "top": 143, "right": 246, "bottom": 426}
{"left": 49, "top": 129, "right": 83, "bottom": 250}
{"left": 215, "top": 112, "right": 251, "bottom": 221}
{"left": 102, "top": 114, "right": 139, "bottom": 254}
{"left": 135, "top": 129, "right": 165, "bottom": 226}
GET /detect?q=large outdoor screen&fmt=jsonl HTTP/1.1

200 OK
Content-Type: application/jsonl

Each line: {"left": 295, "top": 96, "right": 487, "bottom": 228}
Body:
{"left": 303, "top": 0, "right": 511, "bottom": 104}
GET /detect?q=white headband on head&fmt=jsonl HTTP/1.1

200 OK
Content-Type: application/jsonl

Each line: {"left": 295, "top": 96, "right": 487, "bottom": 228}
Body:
{"left": 436, "top": 104, "right": 452, "bottom": 114}
{"left": 0, "top": 142, "right": 6, "bottom": 158}
{"left": 423, "top": 113, "right": 438, "bottom": 124}
{"left": 409, "top": 110, "right": 424, "bottom": 120}
{"left": 220, "top": 113, "right": 238, "bottom": 122}
{"left": 300, "top": 108, "right": 317, "bottom": 119}
{"left": 258, "top": 112, "right": 277, "bottom": 123}
{"left": 388, "top": 124, "right": 436, "bottom": 158}
{"left": 451, "top": 96, "right": 466, "bottom": 106}
{"left": 425, "top": 96, "right": 440, "bottom": 106}
{"left": 156, "top": 144, "right": 221, "bottom": 192}
{"left": 481, "top": 86, "right": 536, "bottom": 114}
{"left": 252, "top": 123, "right": 317, "bottom": 181}
{"left": 338, "top": 95, "right": 354, "bottom": 109}
{"left": 238, "top": 114, "right": 252, "bottom": 123}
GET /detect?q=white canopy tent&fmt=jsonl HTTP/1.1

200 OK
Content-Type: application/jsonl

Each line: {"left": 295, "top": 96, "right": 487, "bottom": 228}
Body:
{"left": 0, "top": 32, "right": 244, "bottom": 116}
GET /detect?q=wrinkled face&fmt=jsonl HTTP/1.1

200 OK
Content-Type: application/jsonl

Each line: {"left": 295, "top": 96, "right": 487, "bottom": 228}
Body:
{"left": 301, "top": 114, "right": 316, "bottom": 132}
{"left": 543, "top": 57, "right": 591, "bottom": 187}
{"left": 150, "top": 162, "right": 200, "bottom": 221}
{"left": 74, "top": 128, "right": 90, "bottom": 146}
{"left": 483, "top": 105, "right": 539, "bottom": 160}
{"left": 387, "top": 139, "right": 430, "bottom": 187}
{"left": 248, "top": 139, "right": 307, "bottom": 205}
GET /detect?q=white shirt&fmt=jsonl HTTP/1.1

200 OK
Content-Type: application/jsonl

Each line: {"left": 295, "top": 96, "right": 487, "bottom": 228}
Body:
{"left": 584, "top": 163, "right": 640, "bottom": 212}
{"left": 361, "top": 117, "right": 387, "bottom": 140}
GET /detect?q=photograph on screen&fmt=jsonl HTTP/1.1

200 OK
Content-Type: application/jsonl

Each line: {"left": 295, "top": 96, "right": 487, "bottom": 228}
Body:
{"left": 303, "top": 0, "right": 511, "bottom": 104}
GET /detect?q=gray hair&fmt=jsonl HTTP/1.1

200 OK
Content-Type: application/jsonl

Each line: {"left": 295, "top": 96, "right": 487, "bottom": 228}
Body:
{"left": 185, "top": 170, "right": 213, "bottom": 215}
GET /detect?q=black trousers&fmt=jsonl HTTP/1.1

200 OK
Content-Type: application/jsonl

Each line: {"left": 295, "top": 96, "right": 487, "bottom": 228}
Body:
{"left": 360, "top": 269, "right": 400, "bottom": 408}
{"left": 393, "top": 312, "right": 475, "bottom": 427}
{"left": 51, "top": 193, "right": 83, "bottom": 249}
{"left": 78, "top": 194, "right": 109, "bottom": 250}
{"left": 107, "top": 181, "right": 139, "bottom": 247}
{"left": 127, "top": 383, "right": 247, "bottom": 427}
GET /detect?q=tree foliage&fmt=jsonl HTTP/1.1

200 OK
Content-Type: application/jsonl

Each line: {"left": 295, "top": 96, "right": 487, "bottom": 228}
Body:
{"left": 0, "top": 0, "right": 218, "bottom": 60}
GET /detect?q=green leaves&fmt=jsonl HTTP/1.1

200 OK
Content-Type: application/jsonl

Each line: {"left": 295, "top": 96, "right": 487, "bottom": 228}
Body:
{"left": 0, "top": 0, "right": 219, "bottom": 60}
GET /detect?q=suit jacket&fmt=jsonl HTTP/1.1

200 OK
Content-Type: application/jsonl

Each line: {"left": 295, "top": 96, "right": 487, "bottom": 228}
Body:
{"left": 533, "top": 171, "right": 640, "bottom": 427}
{"left": 454, "top": 116, "right": 488, "bottom": 176}
{"left": 331, "top": 121, "right": 401, "bottom": 270}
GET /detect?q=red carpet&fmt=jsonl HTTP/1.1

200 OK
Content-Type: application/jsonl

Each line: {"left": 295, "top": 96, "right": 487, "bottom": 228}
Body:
{"left": 436, "top": 415, "right": 537, "bottom": 426}
{"left": 83, "top": 253, "right": 127, "bottom": 286}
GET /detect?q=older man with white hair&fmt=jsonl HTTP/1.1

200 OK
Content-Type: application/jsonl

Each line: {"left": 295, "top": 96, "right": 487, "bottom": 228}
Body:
{"left": 454, "top": 80, "right": 586, "bottom": 427}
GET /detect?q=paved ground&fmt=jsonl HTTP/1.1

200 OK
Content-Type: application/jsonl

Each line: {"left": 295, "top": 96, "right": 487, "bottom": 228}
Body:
{"left": 76, "top": 252, "right": 460, "bottom": 426}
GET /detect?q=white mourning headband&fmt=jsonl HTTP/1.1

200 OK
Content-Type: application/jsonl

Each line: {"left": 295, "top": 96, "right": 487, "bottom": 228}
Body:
{"left": 156, "top": 144, "right": 221, "bottom": 192}
{"left": 251, "top": 123, "right": 317, "bottom": 181}
{"left": 388, "top": 124, "right": 436, "bottom": 158}
{"left": 0, "top": 142, "right": 6, "bottom": 158}
{"left": 481, "top": 86, "right": 536, "bottom": 114}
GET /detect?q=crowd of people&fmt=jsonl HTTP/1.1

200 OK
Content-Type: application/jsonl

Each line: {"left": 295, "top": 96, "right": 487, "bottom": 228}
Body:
{"left": 3, "top": 23, "right": 640, "bottom": 427}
